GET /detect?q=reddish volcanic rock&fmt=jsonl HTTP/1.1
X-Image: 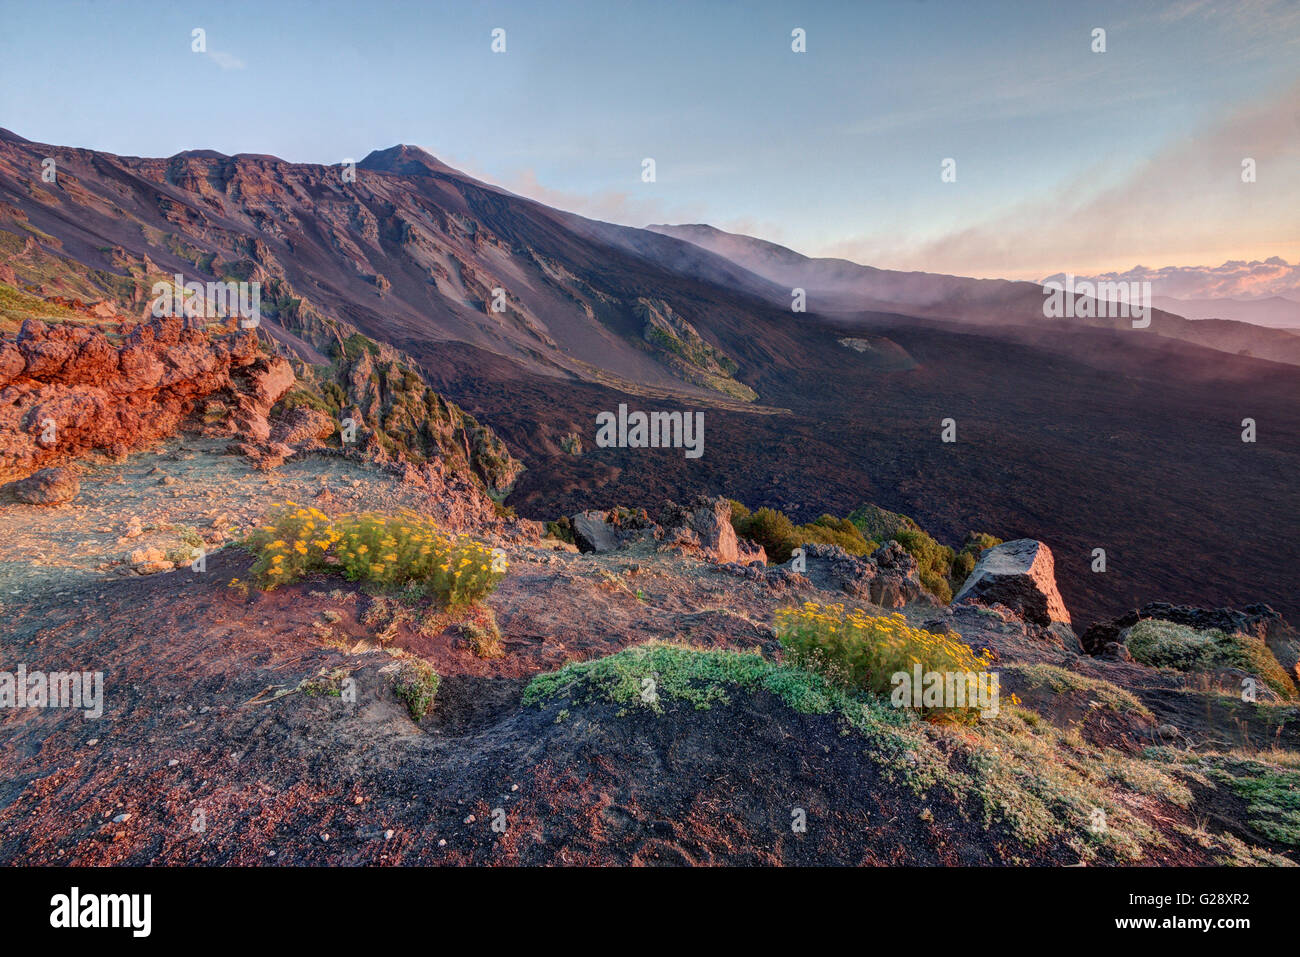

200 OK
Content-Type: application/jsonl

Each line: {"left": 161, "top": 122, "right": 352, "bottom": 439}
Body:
{"left": 4, "top": 465, "right": 80, "bottom": 504}
{"left": 270, "top": 406, "right": 336, "bottom": 448}
{"left": 0, "top": 315, "right": 281, "bottom": 481}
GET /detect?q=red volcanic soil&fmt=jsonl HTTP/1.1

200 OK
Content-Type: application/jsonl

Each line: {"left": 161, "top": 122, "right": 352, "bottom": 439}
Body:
{"left": 420, "top": 316, "right": 1300, "bottom": 630}
{"left": 0, "top": 545, "right": 1265, "bottom": 866}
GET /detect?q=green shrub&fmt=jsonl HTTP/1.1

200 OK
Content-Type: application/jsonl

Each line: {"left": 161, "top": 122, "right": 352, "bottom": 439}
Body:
{"left": 795, "top": 515, "right": 876, "bottom": 555}
{"left": 892, "top": 528, "right": 955, "bottom": 602}
{"left": 544, "top": 516, "right": 576, "bottom": 544}
{"left": 335, "top": 332, "right": 381, "bottom": 361}
{"left": 464, "top": 614, "right": 505, "bottom": 659}
{"left": 737, "top": 506, "right": 798, "bottom": 562}
{"left": 394, "top": 659, "right": 440, "bottom": 720}
{"left": 1126, "top": 620, "right": 1297, "bottom": 699}
{"left": 952, "top": 532, "right": 1002, "bottom": 590}
{"left": 847, "top": 503, "right": 919, "bottom": 542}
{"left": 732, "top": 500, "right": 997, "bottom": 603}
{"left": 278, "top": 387, "right": 335, "bottom": 415}
{"left": 729, "top": 502, "right": 874, "bottom": 564}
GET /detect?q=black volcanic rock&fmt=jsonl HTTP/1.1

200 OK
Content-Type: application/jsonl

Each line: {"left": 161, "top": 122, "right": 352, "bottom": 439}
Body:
{"left": 1081, "top": 602, "right": 1295, "bottom": 660}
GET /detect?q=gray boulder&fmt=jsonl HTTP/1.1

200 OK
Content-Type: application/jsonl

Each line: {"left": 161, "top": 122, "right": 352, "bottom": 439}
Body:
{"left": 570, "top": 507, "right": 657, "bottom": 554}
{"left": 953, "top": 539, "right": 1071, "bottom": 626}
{"left": 657, "top": 496, "right": 745, "bottom": 564}
{"left": 570, "top": 510, "right": 626, "bottom": 553}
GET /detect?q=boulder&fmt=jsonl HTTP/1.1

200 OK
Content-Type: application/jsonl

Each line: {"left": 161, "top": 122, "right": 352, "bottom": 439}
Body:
{"left": 736, "top": 537, "right": 767, "bottom": 566}
{"left": 571, "top": 511, "right": 621, "bottom": 553}
{"left": 6, "top": 466, "right": 80, "bottom": 504}
{"left": 228, "top": 356, "right": 295, "bottom": 442}
{"left": 128, "top": 546, "right": 173, "bottom": 575}
{"left": 657, "top": 496, "right": 740, "bottom": 563}
{"left": 953, "top": 539, "right": 1071, "bottom": 626}
{"left": 270, "top": 406, "right": 336, "bottom": 447}
{"left": 570, "top": 508, "right": 655, "bottom": 553}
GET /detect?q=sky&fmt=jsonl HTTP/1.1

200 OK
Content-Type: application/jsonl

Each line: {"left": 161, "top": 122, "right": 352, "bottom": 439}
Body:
{"left": 1, "top": 0, "right": 1297, "bottom": 287}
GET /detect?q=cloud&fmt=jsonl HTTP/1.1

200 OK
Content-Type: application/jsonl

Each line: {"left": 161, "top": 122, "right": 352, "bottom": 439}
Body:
{"left": 1046, "top": 258, "right": 1300, "bottom": 300}
{"left": 205, "top": 50, "right": 245, "bottom": 71}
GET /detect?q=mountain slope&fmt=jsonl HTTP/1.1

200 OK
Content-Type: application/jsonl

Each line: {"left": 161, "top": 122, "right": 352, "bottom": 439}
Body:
{"left": 3, "top": 132, "right": 1300, "bottom": 627}
{"left": 646, "top": 223, "right": 1300, "bottom": 366}
{"left": 0, "top": 131, "right": 826, "bottom": 407}
{"left": 1153, "top": 295, "right": 1300, "bottom": 330}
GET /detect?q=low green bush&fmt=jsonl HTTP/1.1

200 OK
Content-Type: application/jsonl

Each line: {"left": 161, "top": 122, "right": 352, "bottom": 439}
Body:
{"left": 393, "top": 659, "right": 440, "bottom": 720}
{"left": 1126, "top": 619, "right": 1297, "bottom": 699}
{"left": 729, "top": 501, "right": 874, "bottom": 563}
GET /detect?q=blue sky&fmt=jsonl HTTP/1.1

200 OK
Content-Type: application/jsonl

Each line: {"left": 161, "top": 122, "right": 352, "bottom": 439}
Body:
{"left": 2, "top": 0, "right": 1297, "bottom": 281}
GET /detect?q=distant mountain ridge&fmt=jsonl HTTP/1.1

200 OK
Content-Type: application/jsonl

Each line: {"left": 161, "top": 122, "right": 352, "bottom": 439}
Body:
{"left": 647, "top": 223, "right": 1300, "bottom": 365}
{"left": 1153, "top": 295, "right": 1300, "bottom": 330}
{"left": 0, "top": 129, "right": 813, "bottom": 407}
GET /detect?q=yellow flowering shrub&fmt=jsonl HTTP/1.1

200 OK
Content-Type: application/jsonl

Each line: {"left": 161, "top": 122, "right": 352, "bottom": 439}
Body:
{"left": 774, "top": 602, "right": 994, "bottom": 721}
{"left": 245, "top": 505, "right": 506, "bottom": 605}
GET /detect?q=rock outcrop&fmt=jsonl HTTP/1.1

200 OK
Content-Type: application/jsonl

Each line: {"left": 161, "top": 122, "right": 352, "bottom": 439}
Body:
{"left": 795, "top": 541, "right": 928, "bottom": 608}
{"left": 657, "top": 496, "right": 757, "bottom": 564}
{"left": 953, "top": 539, "right": 1072, "bottom": 626}
{"left": 570, "top": 507, "right": 658, "bottom": 553}
{"left": 567, "top": 497, "right": 767, "bottom": 566}
{"left": 0, "top": 316, "right": 285, "bottom": 481}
